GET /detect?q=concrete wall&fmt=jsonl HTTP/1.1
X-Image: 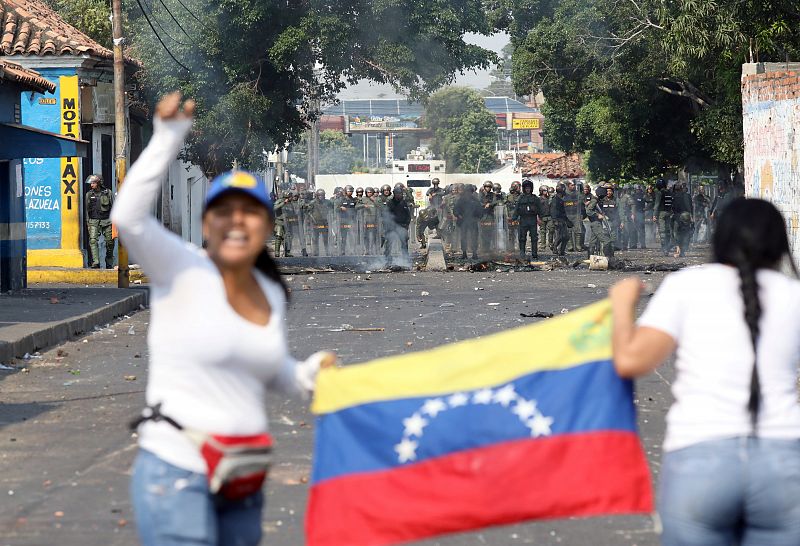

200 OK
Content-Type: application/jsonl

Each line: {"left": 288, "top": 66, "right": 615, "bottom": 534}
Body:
{"left": 742, "top": 63, "right": 800, "bottom": 255}
{"left": 162, "top": 160, "right": 208, "bottom": 248}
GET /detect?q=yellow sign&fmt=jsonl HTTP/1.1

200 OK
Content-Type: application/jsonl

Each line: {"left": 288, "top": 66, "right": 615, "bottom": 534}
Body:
{"left": 59, "top": 75, "right": 82, "bottom": 263}
{"left": 39, "top": 98, "right": 57, "bottom": 105}
{"left": 512, "top": 118, "right": 540, "bottom": 130}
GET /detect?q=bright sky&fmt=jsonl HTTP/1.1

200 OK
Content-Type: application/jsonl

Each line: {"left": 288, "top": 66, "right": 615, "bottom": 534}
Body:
{"left": 337, "top": 32, "right": 510, "bottom": 101}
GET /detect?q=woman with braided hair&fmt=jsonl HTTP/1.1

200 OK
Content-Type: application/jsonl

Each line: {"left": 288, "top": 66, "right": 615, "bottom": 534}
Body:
{"left": 609, "top": 198, "right": 800, "bottom": 545}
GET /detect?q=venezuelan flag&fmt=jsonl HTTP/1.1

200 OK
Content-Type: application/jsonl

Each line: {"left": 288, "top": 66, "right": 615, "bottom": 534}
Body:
{"left": 306, "top": 299, "right": 653, "bottom": 546}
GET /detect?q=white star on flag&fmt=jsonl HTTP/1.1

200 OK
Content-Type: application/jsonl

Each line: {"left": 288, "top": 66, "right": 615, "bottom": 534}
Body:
{"left": 528, "top": 414, "right": 554, "bottom": 437}
{"left": 403, "top": 413, "right": 428, "bottom": 437}
{"left": 493, "top": 384, "right": 518, "bottom": 407}
{"left": 421, "top": 398, "right": 447, "bottom": 418}
{"left": 394, "top": 438, "right": 419, "bottom": 463}
{"left": 448, "top": 392, "right": 469, "bottom": 408}
{"left": 512, "top": 399, "right": 538, "bottom": 421}
{"left": 473, "top": 388, "right": 494, "bottom": 404}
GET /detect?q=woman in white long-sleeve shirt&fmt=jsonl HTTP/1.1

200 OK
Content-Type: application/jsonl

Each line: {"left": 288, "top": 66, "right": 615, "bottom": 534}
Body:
{"left": 112, "top": 93, "right": 331, "bottom": 546}
{"left": 610, "top": 198, "right": 800, "bottom": 545}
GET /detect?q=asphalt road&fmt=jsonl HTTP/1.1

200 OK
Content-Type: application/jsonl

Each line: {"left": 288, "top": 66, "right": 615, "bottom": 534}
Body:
{"left": 1, "top": 268, "right": 676, "bottom": 546}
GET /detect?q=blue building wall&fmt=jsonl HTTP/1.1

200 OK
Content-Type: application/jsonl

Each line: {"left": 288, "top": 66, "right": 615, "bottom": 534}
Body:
{"left": 21, "top": 67, "right": 74, "bottom": 250}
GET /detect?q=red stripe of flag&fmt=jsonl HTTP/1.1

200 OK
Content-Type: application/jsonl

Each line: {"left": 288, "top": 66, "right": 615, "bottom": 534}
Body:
{"left": 306, "top": 430, "right": 653, "bottom": 546}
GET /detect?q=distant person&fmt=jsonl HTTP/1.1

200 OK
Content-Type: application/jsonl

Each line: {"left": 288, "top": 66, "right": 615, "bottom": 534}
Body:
{"left": 454, "top": 184, "right": 482, "bottom": 259}
{"left": 383, "top": 186, "right": 411, "bottom": 263}
{"left": 610, "top": 198, "right": 800, "bottom": 546}
{"left": 85, "top": 174, "right": 115, "bottom": 269}
{"left": 112, "top": 92, "right": 333, "bottom": 546}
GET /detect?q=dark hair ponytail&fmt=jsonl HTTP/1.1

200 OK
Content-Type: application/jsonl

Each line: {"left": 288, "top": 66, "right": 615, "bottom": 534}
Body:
{"left": 713, "top": 198, "right": 794, "bottom": 433}
{"left": 733, "top": 258, "right": 762, "bottom": 431}
{"left": 255, "top": 249, "right": 290, "bottom": 300}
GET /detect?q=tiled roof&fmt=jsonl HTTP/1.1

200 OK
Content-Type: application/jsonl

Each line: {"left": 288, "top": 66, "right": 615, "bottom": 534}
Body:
{"left": 0, "top": 58, "right": 54, "bottom": 92}
{"left": 519, "top": 153, "right": 585, "bottom": 178}
{"left": 0, "top": 0, "right": 111, "bottom": 59}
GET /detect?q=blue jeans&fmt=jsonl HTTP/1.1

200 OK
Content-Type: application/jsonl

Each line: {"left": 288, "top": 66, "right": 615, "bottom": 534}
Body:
{"left": 659, "top": 437, "right": 800, "bottom": 545}
{"left": 131, "top": 449, "right": 263, "bottom": 546}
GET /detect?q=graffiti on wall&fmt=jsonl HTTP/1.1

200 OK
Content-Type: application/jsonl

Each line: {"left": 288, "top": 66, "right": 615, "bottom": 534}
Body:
{"left": 742, "top": 72, "right": 800, "bottom": 256}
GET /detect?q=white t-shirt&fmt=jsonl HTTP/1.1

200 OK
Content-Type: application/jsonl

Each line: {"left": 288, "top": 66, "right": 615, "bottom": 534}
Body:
{"left": 112, "top": 118, "right": 318, "bottom": 473}
{"left": 639, "top": 263, "right": 800, "bottom": 452}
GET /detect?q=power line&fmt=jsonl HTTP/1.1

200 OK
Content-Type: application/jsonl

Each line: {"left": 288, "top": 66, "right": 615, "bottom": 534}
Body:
{"left": 141, "top": 0, "right": 192, "bottom": 46}
{"left": 172, "top": 0, "right": 213, "bottom": 31}
{"left": 155, "top": 0, "right": 195, "bottom": 40}
{"left": 133, "top": 0, "right": 191, "bottom": 72}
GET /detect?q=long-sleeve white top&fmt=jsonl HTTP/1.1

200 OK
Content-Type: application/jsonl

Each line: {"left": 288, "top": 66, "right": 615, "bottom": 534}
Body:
{"left": 112, "top": 118, "right": 317, "bottom": 473}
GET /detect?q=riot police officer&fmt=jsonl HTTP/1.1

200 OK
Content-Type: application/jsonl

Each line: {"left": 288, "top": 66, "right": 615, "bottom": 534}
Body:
{"left": 513, "top": 180, "right": 541, "bottom": 260}
{"left": 303, "top": 189, "right": 333, "bottom": 256}
{"left": 551, "top": 183, "right": 573, "bottom": 256}
{"left": 335, "top": 185, "right": 358, "bottom": 255}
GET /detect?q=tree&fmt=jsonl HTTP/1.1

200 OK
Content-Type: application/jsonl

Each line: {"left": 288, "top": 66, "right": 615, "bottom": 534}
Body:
{"left": 507, "top": 0, "right": 800, "bottom": 181}
{"left": 45, "top": 0, "right": 112, "bottom": 49}
{"left": 318, "top": 130, "right": 358, "bottom": 175}
{"left": 424, "top": 87, "right": 497, "bottom": 173}
{"left": 128, "top": 0, "right": 501, "bottom": 176}
{"left": 483, "top": 42, "right": 516, "bottom": 98}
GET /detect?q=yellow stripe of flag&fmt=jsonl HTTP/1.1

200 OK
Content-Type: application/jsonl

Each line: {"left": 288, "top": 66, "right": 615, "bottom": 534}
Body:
{"left": 312, "top": 299, "right": 612, "bottom": 415}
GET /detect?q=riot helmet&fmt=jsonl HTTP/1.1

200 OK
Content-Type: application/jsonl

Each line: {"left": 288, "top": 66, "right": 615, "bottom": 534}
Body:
{"left": 493, "top": 183, "right": 502, "bottom": 194}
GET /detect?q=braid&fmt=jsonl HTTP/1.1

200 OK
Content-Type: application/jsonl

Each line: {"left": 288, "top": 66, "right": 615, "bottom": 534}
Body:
{"left": 734, "top": 258, "right": 762, "bottom": 432}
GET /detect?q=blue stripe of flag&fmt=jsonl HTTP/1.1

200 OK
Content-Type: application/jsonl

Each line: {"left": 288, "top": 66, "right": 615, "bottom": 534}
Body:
{"left": 312, "top": 360, "right": 636, "bottom": 484}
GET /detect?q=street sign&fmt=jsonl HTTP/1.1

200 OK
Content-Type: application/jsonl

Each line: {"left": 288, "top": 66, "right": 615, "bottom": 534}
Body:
{"left": 511, "top": 118, "right": 540, "bottom": 130}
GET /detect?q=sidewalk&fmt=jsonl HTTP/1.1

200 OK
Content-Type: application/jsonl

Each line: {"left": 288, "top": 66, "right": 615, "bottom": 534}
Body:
{"left": 0, "top": 286, "right": 148, "bottom": 363}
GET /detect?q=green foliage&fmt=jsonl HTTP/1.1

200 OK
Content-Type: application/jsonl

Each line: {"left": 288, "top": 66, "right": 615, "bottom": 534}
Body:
{"left": 424, "top": 87, "right": 498, "bottom": 173}
{"left": 508, "top": 0, "right": 800, "bottom": 179}
{"left": 45, "top": 0, "right": 112, "bottom": 48}
{"left": 318, "top": 130, "right": 358, "bottom": 175}
{"left": 128, "top": 0, "right": 500, "bottom": 176}
{"left": 287, "top": 130, "right": 360, "bottom": 178}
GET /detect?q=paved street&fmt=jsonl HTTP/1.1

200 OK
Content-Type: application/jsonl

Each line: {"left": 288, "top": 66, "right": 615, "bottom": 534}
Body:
{"left": 1, "top": 267, "right": 678, "bottom": 546}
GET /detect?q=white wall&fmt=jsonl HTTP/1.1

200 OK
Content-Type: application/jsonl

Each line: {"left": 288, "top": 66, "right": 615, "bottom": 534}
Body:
{"left": 163, "top": 160, "right": 208, "bottom": 246}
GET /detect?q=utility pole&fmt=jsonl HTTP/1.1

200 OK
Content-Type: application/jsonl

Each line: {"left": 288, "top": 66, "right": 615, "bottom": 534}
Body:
{"left": 112, "top": 0, "right": 128, "bottom": 288}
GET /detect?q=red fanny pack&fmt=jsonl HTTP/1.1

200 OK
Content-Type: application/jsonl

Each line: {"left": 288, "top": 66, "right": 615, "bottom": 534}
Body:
{"left": 131, "top": 405, "right": 272, "bottom": 500}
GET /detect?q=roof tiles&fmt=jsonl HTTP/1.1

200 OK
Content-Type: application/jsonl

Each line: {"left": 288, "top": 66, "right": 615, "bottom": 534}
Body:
{"left": 0, "top": 0, "right": 111, "bottom": 59}
{"left": 0, "top": 58, "right": 55, "bottom": 92}
{"left": 520, "top": 153, "right": 585, "bottom": 179}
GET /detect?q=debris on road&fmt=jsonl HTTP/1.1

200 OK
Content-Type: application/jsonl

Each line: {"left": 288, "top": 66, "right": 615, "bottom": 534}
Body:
{"left": 49, "top": 297, "right": 59, "bottom": 304}
{"left": 329, "top": 324, "right": 385, "bottom": 332}
{"left": 124, "top": 375, "right": 137, "bottom": 381}
{"left": 520, "top": 311, "right": 554, "bottom": 319}
{"left": 0, "top": 363, "right": 15, "bottom": 371}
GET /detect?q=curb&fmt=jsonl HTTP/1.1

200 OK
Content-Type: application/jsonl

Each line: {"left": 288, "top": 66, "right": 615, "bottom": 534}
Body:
{"left": 0, "top": 289, "right": 149, "bottom": 363}
{"left": 27, "top": 268, "right": 149, "bottom": 285}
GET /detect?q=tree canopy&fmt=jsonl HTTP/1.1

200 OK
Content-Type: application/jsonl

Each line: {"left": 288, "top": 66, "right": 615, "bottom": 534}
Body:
{"left": 126, "top": 0, "right": 501, "bottom": 176}
{"left": 508, "top": 0, "right": 800, "bottom": 181}
{"left": 424, "top": 87, "right": 498, "bottom": 173}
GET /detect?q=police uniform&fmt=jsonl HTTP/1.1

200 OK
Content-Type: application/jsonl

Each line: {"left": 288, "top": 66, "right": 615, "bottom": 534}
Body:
{"left": 273, "top": 196, "right": 291, "bottom": 256}
{"left": 335, "top": 193, "right": 358, "bottom": 255}
{"left": 654, "top": 187, "right": 674, "bottom": 254}
{"left": 563, "top": 190, "right": 581, "bottom": 251}
{"left": 513, "top": 192, "right": 541, "bottom": 259}
{"left": 585, "top": 194, "right": 613, "bottom": 257}
{"left": 416, "top": 206, "right": 440, "bottom": 248}
{"left": 505, "top": 190, "right": 521, "bottom": 250}
{"left": 356, "top": 194, "right": 380, "bottom": 255}
{"left": 303, "top": 197, "right": 333, "bottom": 256}
{"left": 600, "top": 195, "right": 620, "bottom": 249}
{"left": 479, "top": 190, "right": 498, "bottom": 254}
{"left": 538, "top": 191, "right": 553, "bottom": 252}
{"left": 631, "top": 189, "right": 647, "bottom": 249}
{"left": 85, "top": 184, "right": 115, "bottom": 268}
